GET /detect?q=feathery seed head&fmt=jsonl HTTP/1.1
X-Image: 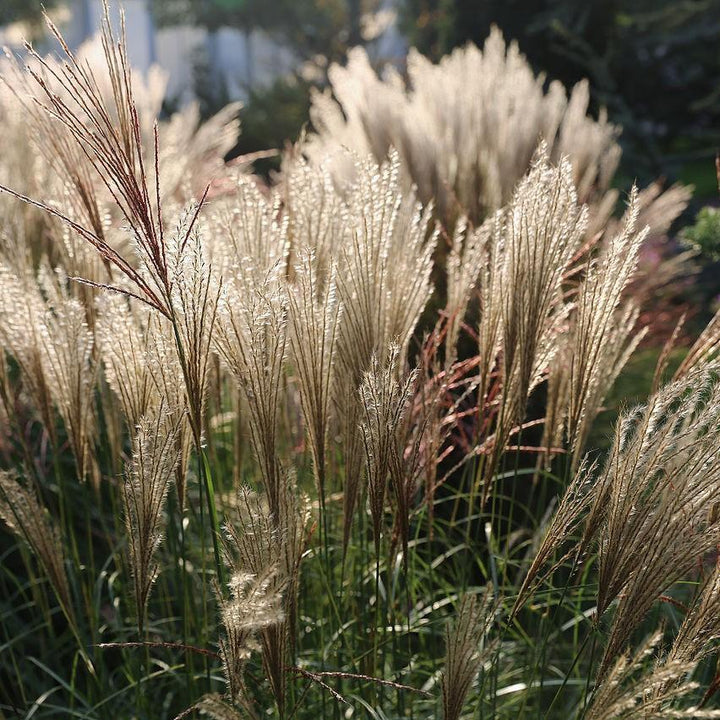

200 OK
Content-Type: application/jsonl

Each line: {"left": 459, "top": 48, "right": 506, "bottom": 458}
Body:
{"left": 0, "top": 471, "right": 75, "bottom": 627}
{"left": 441, "top": 589, "right": 496, "bottom": 720}
{"left": 123, "top": 402, "right": 181, "bottom": 632}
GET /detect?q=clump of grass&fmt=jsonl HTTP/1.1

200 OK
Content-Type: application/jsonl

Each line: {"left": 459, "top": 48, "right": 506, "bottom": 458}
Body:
{"left": 1, "top": 3, "right": 720, "bottom": 719}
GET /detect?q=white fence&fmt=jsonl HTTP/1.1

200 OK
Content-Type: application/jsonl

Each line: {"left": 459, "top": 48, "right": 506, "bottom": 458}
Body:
{"left": 1, "top": 0, "right": 406, "bottom": 105}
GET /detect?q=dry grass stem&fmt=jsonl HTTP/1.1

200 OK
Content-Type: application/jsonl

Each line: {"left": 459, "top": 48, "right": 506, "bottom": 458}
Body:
{"left": 360, "top": 345, "right": 418, "bottom": 556}
{"left": 123, "top": 402, "right": 181, "bottom": 632}
{"left": 589, "top": 367, "right": 720, "bottom": 675}
{"left": 564, "top": 187, "right": 648, "bottom": 467}
{"left": 441, "top": 588, "right": 496, "bottom": 720}
{"left": 585, "top": 631, "right": 720, "bottom": 720}
{"left": 0, "top": 471, "right": 75, "bottom": 626}
{"left": 287, "top": 249, "right": 342, "bottom": 500}
{"left": 215, "top": 266, "right": 288, "bottom": 515}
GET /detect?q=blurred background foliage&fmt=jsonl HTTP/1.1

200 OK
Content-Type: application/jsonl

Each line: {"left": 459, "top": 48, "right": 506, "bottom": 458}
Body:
{"left": 0, "top": 0, "right": 57, "bottom": 31}
{"left": 402, "top": 0, "right": 720, "bottom": 191}
{"left": 5, "top": 0, "right": 720, "bottom": 295}
{"left": 6, "top": 0, "right": 720, "bottom": 197}
{"left": 150, "top": 0, "right": 372, "bottom": 61}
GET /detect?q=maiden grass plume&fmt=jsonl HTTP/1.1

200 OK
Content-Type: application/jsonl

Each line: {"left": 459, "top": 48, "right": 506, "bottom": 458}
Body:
{"left": 0, "top": 3, "right": 719, "bottom": 718}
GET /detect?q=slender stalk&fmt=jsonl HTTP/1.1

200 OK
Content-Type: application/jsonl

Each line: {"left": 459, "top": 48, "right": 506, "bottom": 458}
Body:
{"left": 545, "top": 626, "right": 593, "bottom": 717}
{"left": 578, "top": 630, "right": 599, "bottom": 719}
{"left": 200, "top": 449, "right": 226, "bottom": 589}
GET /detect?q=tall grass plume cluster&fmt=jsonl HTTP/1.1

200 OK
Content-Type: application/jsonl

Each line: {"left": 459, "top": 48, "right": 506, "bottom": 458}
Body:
{"left": 1, "top": 5, "right": 719, "bottom": 719}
